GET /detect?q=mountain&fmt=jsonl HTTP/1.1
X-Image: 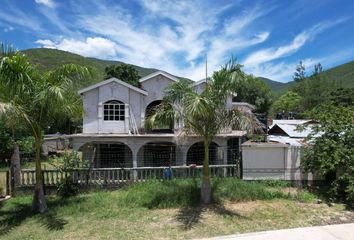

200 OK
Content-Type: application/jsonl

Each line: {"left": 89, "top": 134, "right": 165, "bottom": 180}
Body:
{"left": 22, "top": 48, "right": 354, "bottom": 92}
{"left": 257, "top": 77, "right": 288, "bottom": 93}
{"left": 258, "top": 61, "right": 354, "bottom": 93}
{"left": 22, "top": 48, "right": 159, "bottom": 87}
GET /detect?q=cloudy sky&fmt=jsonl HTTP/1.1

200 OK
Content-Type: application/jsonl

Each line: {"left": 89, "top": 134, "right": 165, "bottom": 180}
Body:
{"left": 1, "top": 0, "right": 354, "bottom": 82}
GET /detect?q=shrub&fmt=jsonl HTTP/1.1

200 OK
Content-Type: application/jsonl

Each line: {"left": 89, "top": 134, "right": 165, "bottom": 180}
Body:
{"left": 57, "top": 177, "right": 79, "bottom": 198}
{"left": 52, "top": 151, "right": 87, "bottom": 198}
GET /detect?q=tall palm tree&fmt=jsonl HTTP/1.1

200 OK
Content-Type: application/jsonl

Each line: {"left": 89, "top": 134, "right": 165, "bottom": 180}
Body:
{"left": 147, "top": 60, "right": 254, "bottom": 203}
{"left": 0, "top": 50, "right": 88, "bottom": 212}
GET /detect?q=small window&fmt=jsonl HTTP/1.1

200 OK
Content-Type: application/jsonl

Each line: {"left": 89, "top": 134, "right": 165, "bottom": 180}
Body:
{"left": 103, "top": 100, "right": 125, "bottom": 121}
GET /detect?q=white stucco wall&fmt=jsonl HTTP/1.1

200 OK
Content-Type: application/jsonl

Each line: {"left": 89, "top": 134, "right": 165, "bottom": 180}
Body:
{"left": 241, "top": 141, "right": 321, "bottom": 181}
{"left": 82, "top": 81, "right": 145, "bottom": 134}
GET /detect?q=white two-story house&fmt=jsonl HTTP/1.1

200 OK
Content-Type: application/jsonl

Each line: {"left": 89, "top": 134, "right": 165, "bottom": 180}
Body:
{"left": 70, "top": 71, "right": 248, "bottom": 169}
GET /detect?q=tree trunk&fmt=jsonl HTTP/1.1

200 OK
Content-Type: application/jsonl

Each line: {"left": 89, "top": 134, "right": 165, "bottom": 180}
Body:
{"left": 32, "top": 138, "right": 47, "bottom": 213}
{"left": 201, "top": 140, "right": 212, "bottom": 204}
{"left": 10, "top": 143, "right": 21, "bottom": 196}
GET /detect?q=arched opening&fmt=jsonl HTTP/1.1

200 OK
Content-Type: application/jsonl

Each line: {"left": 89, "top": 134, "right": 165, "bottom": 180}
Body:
{"left": 137, "top": 142, "right": 176, "bottom": 167}
{"left": 145, "top": 100, "right": 173, "bottom": 133}
{"left": 227, "top": 138, "right": 240, "bottom": 165}
{"left": 103, "top": 100, "right": 125, "bottom": 121}
{"left": 187, "top": 142, "right": 219, "bottom": 166}
{"left": 79, "top": 142, "right": 132, "bottom": 168}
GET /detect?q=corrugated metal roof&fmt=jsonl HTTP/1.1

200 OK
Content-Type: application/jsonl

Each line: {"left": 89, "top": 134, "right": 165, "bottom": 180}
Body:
{"left": 274, "top": 124, "right": 313, "bottom": 138}
{"left": 268, "top": 119, "right": 316, "bottom": 129}
{"left": 268, "top": 135, "right": 304, "bottom": 146}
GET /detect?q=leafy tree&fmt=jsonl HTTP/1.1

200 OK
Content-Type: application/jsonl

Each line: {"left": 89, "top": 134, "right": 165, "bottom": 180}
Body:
{"left": 105, "top": 64, "right": 141, "bottom": 87}
{"left": 312, "top": 63, "right": 323, "bottom": 76}
{"left": 293, "top": 61, "right": 306, "bottom": 82}
{"left": 302, "top": 101, "right": 354, "bottom": 202}
{"left": 232, "top": 75, "right": 273, "bottom": 114}
{"left": 271, "top": 91, "right": 302, "bottom": 117}
{"left": 0, "top": 51, "right": 88, "bottom": 212}
{"left": 147, "top": 60, "right": 256, "bottom": 203}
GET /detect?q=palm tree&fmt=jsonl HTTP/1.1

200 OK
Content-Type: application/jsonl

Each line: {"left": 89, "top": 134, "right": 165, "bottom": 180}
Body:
{"left": 0, "top": 49, "right": 88, "bottom": 212}
{"left": 147, "top": 60, "right": 255, "bottom": 203}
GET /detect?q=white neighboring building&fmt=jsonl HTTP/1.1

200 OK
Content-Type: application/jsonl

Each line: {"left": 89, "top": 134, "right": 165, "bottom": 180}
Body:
{"left": 70, "top": 71, "right": 247, "bottom": 168}
{"left": 241, "top": 119, "right": 322, "bottom": 181}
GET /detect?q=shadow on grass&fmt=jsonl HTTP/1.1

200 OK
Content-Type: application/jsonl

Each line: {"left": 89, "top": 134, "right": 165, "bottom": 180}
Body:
{"left": 0, "top": 196, "right": 86, "bottom": 236}
{"left": 176, "top": 204, "right": 247, "bottom": 230}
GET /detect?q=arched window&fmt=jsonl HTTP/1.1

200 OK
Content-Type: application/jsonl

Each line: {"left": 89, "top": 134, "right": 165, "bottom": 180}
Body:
{"left": 103, "top": 100, "right": 125, "bottom": 121}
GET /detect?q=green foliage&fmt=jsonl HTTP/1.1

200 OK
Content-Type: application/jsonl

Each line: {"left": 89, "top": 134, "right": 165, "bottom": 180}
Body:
{"left": 50, "top": 151, "right": 88, "bottom": 171}
{"left": 293, "top": 61, "right": 306, "bottom": 82}
{"left": 57, "top": 177, "right": 79, "bottom": 198}
{"left": 233, "top": 75, "right": 273, "bottom": 114}
{"left": 104, "top": 64, "right": 141, "bottom": 87}
{"left": 52, "top": 151, "right": 87, "bottom": 198}
{"left": 302, "top": 101, "right": 354, "bottom": 202}
{"left": 271, "top": 91, "right": 302, "bottom": 116}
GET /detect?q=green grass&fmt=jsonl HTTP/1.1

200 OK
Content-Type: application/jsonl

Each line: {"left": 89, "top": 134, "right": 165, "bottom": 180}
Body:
{"left": 1, "top": 179, "right": 353, "bottom": 239}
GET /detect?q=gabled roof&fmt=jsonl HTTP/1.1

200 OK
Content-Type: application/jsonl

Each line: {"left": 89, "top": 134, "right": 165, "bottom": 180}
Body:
{"left": 268, "top": 124, "right": 314, "bottom": 138}
{"left": 139, "top": 71, "right": 179, "bottom": 83}
{"left": 78, "top": 78, "right": 148, "bottom": 96}
{"left": 268, "top": 119, "right": 318, "bottom": 129}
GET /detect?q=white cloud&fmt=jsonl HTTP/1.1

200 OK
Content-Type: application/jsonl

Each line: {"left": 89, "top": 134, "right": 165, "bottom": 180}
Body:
{"left": 35, "top": 37, "right": 120, "bottom": 59}
{"left": 0, "top": 5, "right": 43, "bottom": 31}
{"left": 75, "top": 1, "right": 270, "bottom": 80}
{"left": 35, "top": 0, "right": 56, "bottom": 8}
{"left": 244, "top": 58, "right": 323, "bottom": 82}
{"left": 3, "top": 26, "right": 14, "bottom": 32}
{"left": 243, "top": 19, "right": 347, "bottom": 66}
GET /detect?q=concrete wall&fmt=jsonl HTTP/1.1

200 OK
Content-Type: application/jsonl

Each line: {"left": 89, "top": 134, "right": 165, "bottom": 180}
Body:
{"left": 241, "top": 141, "right": 321, "bottom": 181}
{"left": 82, "top": 81, "right": 145, "bottom": 134}
{"left": 82, "top": 74, "right": 174, "bottom": 134}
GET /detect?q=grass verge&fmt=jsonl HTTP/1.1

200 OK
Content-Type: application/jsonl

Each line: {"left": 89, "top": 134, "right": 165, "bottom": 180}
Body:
{"left": 0, "top": 178, "right": 353, "bottom": 240}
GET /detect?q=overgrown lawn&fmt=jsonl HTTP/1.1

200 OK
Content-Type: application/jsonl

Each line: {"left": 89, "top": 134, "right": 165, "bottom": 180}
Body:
{"left": 1, "top": 179, "right": 353, "bottom": 240}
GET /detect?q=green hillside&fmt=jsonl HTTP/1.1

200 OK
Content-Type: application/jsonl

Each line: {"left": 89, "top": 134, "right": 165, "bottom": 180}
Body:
{"left": 257, "top": 77, "right": 288, "bottom": 93}
{"left": 22, "top": 48, "right": 159, "bottom": 87}
{"left": 22, "top": 48, "right": 354, "bottom": 92}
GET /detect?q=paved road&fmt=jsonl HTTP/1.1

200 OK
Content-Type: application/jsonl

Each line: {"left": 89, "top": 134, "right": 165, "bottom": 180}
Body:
{"left": 200, "top": 223, "right": 354, "bottom": 240}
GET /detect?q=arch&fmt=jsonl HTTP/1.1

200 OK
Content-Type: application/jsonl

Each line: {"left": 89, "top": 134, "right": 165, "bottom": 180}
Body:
{"left": 78, "top": 141, "right": 133, "bottom": 168}
{"left": 103, "top": 99, "right": 125, "bottom": 121}
{"left": 137, "top": 141, "right": 176, "bottom": 167}
{"left": 187, "top": 141, "right": 219, "bottom": 166}
{"left": 145, "top": 100, "right": 173, "bottom": 132}
{"left": 227, "top": 137, "right": 240, "bottom": 165}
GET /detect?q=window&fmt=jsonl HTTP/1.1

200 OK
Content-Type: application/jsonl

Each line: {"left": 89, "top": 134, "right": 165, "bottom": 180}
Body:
{"left": 103, "top": 100, "right": 125, "bottom": 121}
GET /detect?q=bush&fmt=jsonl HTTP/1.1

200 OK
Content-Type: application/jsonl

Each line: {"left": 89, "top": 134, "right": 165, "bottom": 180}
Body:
{"left": 57, "top": 177, "right": 79, "bottom": 198}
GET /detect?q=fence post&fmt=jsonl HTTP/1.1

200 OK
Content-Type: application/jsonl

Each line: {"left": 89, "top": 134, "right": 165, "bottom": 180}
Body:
{"left": 6, "top": 170, "right": 10, "bottom": 196}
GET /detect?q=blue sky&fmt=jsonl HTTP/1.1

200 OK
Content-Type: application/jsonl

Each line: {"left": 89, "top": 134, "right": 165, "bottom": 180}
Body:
{"left": 1, "top": 0, "right": 354, "bottom": 82}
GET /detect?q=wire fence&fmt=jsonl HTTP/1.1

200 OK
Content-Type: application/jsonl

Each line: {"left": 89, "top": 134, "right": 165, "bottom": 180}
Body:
{"left": 79, "top": 142, "right": 242, "bottom": 169}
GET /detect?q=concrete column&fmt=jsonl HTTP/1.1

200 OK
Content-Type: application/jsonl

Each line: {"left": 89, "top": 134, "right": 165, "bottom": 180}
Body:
{"left": 131, "top": 146, "right": 138, "bottom": 180}
{"left": 177, "top": 145, "right": 188, "bottom": 166}
{"left": 125, "top": 104, "right": 130, "bottom": 133}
